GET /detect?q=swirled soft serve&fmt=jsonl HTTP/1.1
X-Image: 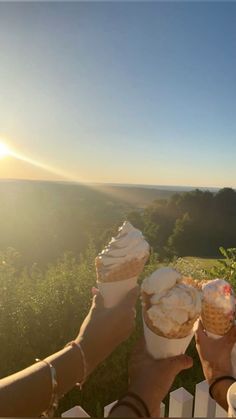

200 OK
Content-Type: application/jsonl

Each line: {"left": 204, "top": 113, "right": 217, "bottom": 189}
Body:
{"left": 95, "top": 221, "right": 150, "bottom": 282}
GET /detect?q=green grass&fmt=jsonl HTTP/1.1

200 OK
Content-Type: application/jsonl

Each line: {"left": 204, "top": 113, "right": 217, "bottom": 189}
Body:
{"left": 172, "top": 256, "right": 222, "bottom": 280}
{"left": 182, "top": 256, "right": 222, "bottom": 270}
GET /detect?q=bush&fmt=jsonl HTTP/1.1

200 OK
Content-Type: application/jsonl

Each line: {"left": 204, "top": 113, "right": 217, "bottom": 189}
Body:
{"left": 1, "top": 245, "right": 236, "bottom": 415}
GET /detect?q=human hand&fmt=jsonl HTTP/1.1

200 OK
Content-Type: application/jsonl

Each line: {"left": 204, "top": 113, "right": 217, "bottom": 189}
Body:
{"left": 195, "top": 320, "right": 236, "bottom": 385}
{"left": 76, "top": 286, "right": 139, "bottom": 375}
{"left": 128, "top": 338, "right": 193, "bottom": 417}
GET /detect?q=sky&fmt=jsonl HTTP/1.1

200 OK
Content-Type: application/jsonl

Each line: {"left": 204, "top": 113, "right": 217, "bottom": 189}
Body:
{"left": 0, "top": 1, "right": 236, "bottom": 188}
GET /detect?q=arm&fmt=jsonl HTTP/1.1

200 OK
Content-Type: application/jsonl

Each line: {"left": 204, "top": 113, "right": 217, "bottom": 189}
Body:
{"left": 195, "top": 320, "right": 236, "bottom": 411}
{"left": 109, "top": 339, "right": 193, "bottom": 417}
{"left": 0, "top": 345, "right": 83, "bottom": 416}
{"left": 0, "top": 287, "right": 138, "bottom": 416}
{"left": 210, "top": 379, "right": 235, "bottom": 411}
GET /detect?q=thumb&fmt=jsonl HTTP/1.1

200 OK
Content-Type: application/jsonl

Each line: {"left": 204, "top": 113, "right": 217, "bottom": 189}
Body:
{"left": 170, "top": 354, "right": 193, "bottom": 375}
{"left": 223, "top": 325, "right": 236, "bottom": 347}
{"left": 195, "top": 319, "right": 207, "bottom": 345}
{"left": 92, "top": 290, "right": 104, "bottom": 309}
{"left": 91, "top": 286, "right": 99, "bottom": 296}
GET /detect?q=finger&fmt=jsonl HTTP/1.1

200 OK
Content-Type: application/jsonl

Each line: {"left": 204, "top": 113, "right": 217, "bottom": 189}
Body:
{"left": 170, "top": 354, "right": 193, "bottom": 374}
{"left": 223, "top": 325, "right": 236, "bottom": 346}
{"left": 195, "top": 319, "right": 207, "bottom": 345}
{"left": 91, "top": 286, "right": 99, "bottom": 296}
{"left": 119, "top": 285, "right": 140, "bottom": 308}
{"left": 92, "top": 291, "right": 104, "bottom": 309}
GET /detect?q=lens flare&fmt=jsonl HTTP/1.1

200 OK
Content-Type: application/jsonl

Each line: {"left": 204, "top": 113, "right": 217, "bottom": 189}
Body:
{"left": 0, "top": 142, "right": 11, "bottom": 159}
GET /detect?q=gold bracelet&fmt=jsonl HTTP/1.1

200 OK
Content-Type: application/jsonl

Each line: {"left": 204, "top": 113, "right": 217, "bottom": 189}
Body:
{"left": 36, "top": 358, "right": 59, "bottom": 417}
{"left": 65, "top": 341, "right": 87, "bottom": 389}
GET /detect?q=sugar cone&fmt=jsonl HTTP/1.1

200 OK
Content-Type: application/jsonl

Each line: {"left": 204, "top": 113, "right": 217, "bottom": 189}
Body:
{"left": 201, "top": 300, "right": 233, "bottom": 335}
{"left": 95, "top": 255, "right": 149, "bottom": 308}
{"left": 95, "top": 254, "right": 148, "bottom": 283}
{"left": 182, "top": 276, "right": 208, "bottom": 291}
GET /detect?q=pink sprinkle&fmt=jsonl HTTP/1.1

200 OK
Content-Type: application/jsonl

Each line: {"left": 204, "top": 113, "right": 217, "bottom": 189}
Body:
{"left": 223, "top": 285, "right": 232, "bottom": 296}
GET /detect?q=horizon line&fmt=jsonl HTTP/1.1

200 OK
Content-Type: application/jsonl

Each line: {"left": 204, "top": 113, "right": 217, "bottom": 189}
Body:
{"left": 0, "top": 177, "right": 235, "bottom": 191}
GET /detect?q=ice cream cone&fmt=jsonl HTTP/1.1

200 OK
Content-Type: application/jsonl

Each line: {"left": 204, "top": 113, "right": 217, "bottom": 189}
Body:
{"left": 142, "top": 291, "right": 196, "bottom": 339}
{"left": 182, "top": 276, "right": 208, "bottom": 291}
{"left": 200, "top": 279, "right": 236, "bottom": 377}
{"left": 95, "top": 221, "right": 150, "bottom": 307}
{"left": 95, "top": 254, "right": 148, "bottom": 283}
{"left": 97, "top": 276, "right": 138, "bottom": 308}
{"left": 141, "top": 268, "right": 201, "bottom": 359}
{"left": 143, "top": 315, "right": 195, "bottom": 359}
{"left": 201, "top": 279, "right": 235, "bottom": 336}
{"left": 201, "top": 300, "right": 233, "bottom": 335}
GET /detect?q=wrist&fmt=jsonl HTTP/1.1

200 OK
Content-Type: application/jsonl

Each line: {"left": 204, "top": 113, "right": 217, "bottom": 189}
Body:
{"left": 66, "top": 341, "right": 88, "bottom": 387}
{"left": 128, "top": 383, "right": 161, "bottom": 416}
{"left": 205, "top": 367, "right": 233, "bottom": 386}
{"left": 109, "top": 404, "right": 139, "bottom": 417}
{"left": 209, "top": 376, "right": 235, "bottom": 411}
{"left": 109, "top": 393, "right": 151, "bottom": 418}
{"left": 75, "top": 335, "right": 97, "bottom": 377}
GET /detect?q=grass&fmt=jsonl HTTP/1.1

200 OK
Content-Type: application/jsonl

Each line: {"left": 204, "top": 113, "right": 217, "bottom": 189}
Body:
{"left": 182, "top": 256, "right": 222, "bottom": 270}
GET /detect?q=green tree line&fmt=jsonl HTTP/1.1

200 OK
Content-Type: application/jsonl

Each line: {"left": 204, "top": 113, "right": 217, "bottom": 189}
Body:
{"left": 129, "top": 187, "right": 236, "bottom": 259}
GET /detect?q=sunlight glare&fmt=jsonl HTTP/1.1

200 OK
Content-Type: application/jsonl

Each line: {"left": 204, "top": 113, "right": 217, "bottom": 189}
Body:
{"left": 0, "top": 142, "right": 11, "bottom": 159}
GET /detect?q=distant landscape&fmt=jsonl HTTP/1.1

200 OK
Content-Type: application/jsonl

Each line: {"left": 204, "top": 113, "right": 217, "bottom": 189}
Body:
{"left": 0, "top": 179, "right": 179, "bottom": 265}
{"left": 1, "top": 179, "right": 236, "bottom": 414}
{"left": 0, "top": 179, "right": 234, "bottom": 265}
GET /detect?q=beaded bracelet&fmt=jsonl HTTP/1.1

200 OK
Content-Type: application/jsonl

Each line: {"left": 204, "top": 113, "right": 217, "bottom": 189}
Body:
{"left": 65, "top": 341, "right": 87, "bottom": 389}
{"left": 35, "top": 358, "right": 58, "bottom": 417}
{"left": 209, "top": 376, "right": 236, "bottom": 400}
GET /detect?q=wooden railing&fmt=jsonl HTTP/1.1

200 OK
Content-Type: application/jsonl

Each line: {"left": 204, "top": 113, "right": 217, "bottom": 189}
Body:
{"left": 61, "top": 380, "right": 228, "bottom": 417}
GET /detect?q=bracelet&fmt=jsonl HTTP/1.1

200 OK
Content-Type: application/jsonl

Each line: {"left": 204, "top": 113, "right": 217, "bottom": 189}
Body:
{"left": 65, "top": 341, "right": 87, "bottom": 389}
{"left": 109, "top": 400, "right": 143, "bottom": 417}
{"left": 209, "top": 376, "right": 236, "bottom": 399}
{"left": 126, "top": 391, "right": 151, "bottom": 417}
{"left": 35, "top": 358, "right": 58, "bottom": 417}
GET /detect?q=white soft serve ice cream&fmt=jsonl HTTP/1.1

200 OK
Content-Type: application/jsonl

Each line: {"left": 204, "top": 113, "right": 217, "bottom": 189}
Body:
{"left": 142, "top": 267, "right": 201, "bottom": 336}
{"left": 202, "top": 279, "right": 235, "bottom": 314}
{"left": 97, "top": 221, "right": 150, "bottom": 269}
{"left": 96, "top": 221, "right": 150, "bottom": 283}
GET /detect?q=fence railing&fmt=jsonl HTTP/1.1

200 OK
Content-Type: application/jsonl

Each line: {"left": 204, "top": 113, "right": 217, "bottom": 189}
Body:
{"left": 61, "top": 380, "right": 228, "bottom": 418}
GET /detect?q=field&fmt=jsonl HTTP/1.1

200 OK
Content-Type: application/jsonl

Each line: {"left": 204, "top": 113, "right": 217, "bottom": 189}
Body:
{"left": 182, "top": 257, "right": 222, "bottom": 270}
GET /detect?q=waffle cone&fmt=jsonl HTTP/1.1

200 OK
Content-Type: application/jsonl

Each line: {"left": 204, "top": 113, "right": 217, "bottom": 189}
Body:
{"left": 142, "top": 291, "right": 197, "bottom": 339}
{"left": 182, "top": 276, "right": 209, "bottom": 290}
{"left": 95, "top": 254, "right": 148, "bottom": 283}
{"left": 201, "top": 300, "right": 233, "bottom": 335}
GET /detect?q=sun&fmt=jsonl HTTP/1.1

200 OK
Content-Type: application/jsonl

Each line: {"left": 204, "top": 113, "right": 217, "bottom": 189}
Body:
{"left": 0, "top": 142, "right": 11, "bottom": 159}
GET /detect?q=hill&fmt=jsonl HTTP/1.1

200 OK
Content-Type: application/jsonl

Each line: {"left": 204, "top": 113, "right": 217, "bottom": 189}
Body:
{"left": 0, "top": 179, "right": 177, "bottom": 265}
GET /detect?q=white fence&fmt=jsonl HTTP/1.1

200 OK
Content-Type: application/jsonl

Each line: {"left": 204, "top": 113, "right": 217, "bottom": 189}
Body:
{"left": 61, "top": 380, "right": 228, "bottom": 418}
